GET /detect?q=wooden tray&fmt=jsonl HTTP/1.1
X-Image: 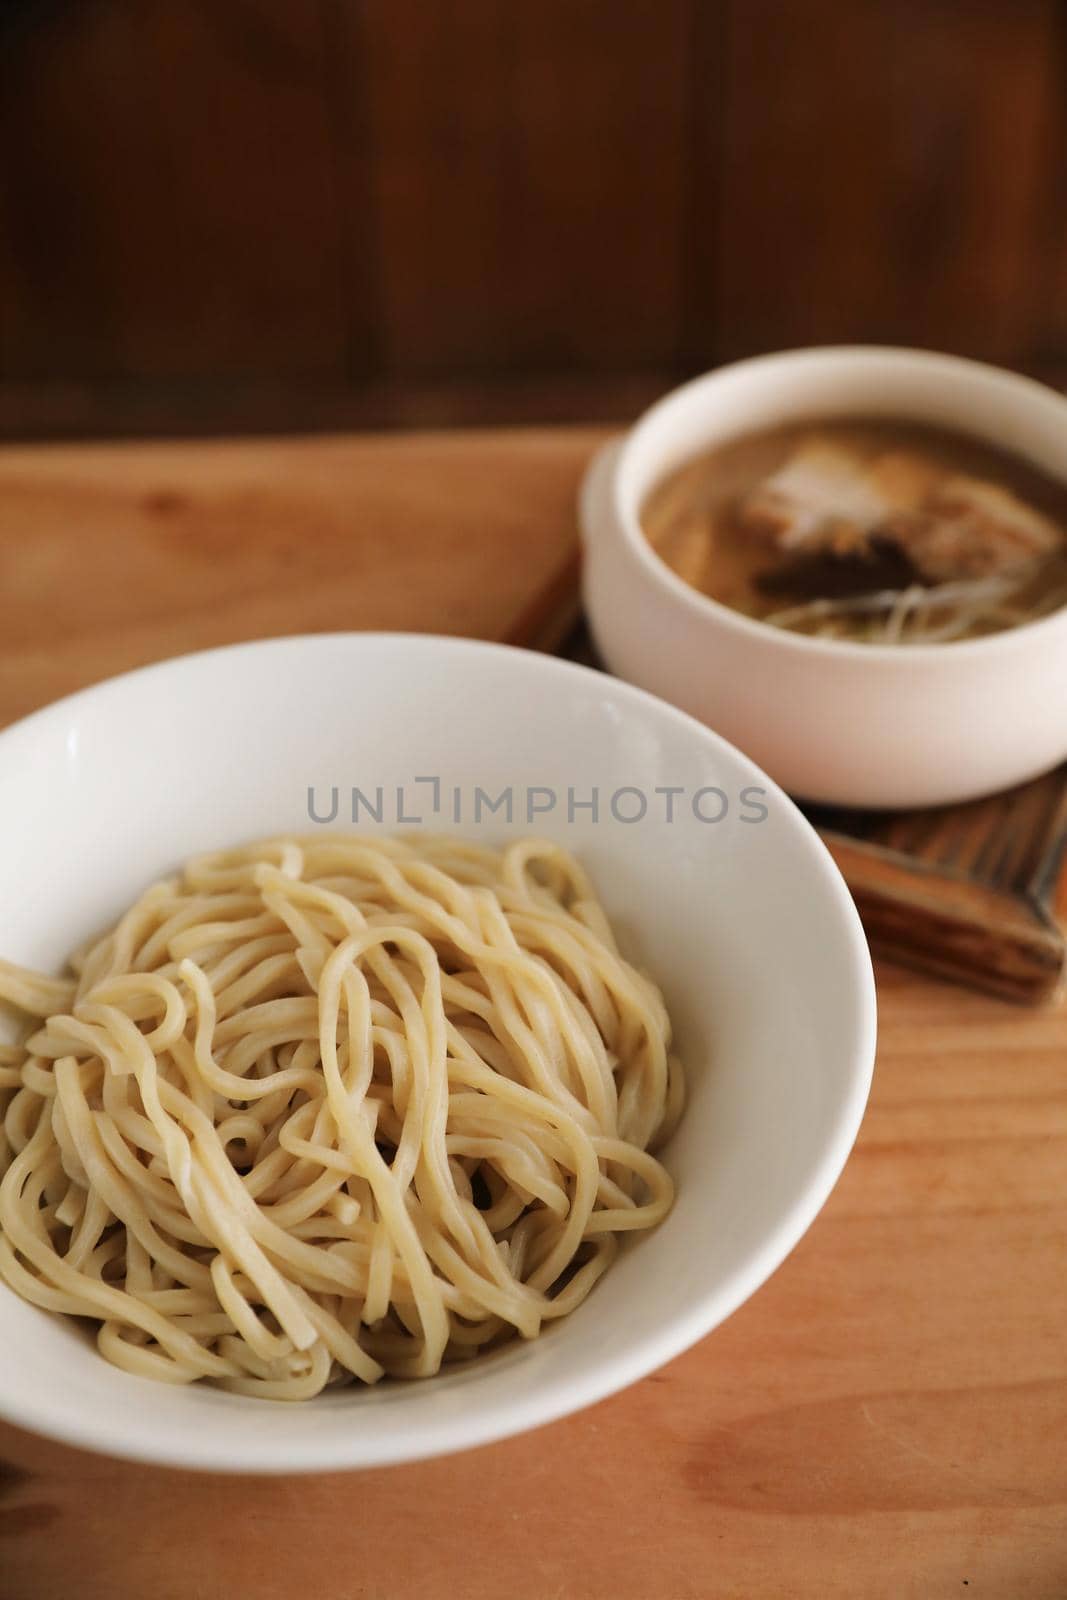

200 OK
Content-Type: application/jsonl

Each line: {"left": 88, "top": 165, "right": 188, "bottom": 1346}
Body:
{"left": 807, "top": 775, "right": 1067, "bottom": 1005}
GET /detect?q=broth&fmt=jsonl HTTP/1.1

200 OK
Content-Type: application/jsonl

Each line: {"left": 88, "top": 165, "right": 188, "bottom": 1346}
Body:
{"left": 641, "top": 419, "right": 1067, "bottom": 643}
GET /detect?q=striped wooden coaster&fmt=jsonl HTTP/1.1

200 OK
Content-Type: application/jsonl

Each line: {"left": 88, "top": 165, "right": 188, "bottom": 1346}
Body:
{"left": 806, "top": 773, "right": 1067, "bottom": 1004}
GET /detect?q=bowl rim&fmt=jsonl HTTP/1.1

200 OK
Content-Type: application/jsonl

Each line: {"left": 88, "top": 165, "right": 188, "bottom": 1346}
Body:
{"left": 606, "top": 343, "right": 1067, "bottom": 667}
{"left": 0, "top": 631, "right": 877, "bottom": 1471}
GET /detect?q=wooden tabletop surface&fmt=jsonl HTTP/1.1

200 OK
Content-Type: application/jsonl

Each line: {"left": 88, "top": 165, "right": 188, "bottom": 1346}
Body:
{"left": 1, "top": 428, "right": 1065, "bottom": 1600}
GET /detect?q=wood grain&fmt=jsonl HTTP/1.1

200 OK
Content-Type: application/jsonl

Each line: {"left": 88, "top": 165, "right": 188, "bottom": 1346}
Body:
{"left": 0, "top": 426, "right": 597, "bottom": 727}
{"left": 1, "top": 960, "right": 1065, "bottom": 1598}
{"left": 824, "top": 834, "right": 1066, "bottom": 1003}
{"left": 814, "top": 767, "right": 1067, "bottom": 1004}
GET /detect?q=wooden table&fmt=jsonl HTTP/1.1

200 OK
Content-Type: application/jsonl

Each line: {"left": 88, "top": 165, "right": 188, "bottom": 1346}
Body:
{"left": 1, "top": 430, "right": 1066, "bottom": 1600}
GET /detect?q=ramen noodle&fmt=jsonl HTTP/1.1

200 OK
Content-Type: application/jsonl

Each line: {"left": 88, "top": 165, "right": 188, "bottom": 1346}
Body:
{"left": 0, "top": 835, "right": 682, "bottom": 1399}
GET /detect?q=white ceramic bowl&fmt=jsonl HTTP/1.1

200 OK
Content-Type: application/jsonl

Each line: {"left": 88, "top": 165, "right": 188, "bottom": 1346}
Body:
{"left": 0, "top": 633, "right": 875, "bottom": 1471}
{"left": 581, "top": 346, "right": 1067, "bottom": 808}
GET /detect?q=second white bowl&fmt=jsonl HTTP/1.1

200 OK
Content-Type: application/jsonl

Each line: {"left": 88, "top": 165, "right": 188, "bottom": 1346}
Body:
{"left": 581, "top": 346, "right": 1067, "bottom": 808}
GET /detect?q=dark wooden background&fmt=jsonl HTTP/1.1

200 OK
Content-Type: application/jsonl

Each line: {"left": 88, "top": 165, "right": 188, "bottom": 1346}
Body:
{"left": 2, "top": 0, "right": 1066, "bottom": 439}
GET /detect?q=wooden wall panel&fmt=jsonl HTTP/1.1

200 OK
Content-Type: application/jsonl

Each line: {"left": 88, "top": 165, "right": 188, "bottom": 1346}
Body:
{"left": 1040, "top": 4, "right": 1067, "bottom": 358}
{"left": 710, "top": 0, "right": 1063, "bottom": 365}
{"left": 354, "top": 0, "right": 694, "bottom": 376}
{"left": 677, "top": 0, "right": 729, "bottom": 368}
{"left": 0, "top": 1, "right": 352, "bottom": 380}
{"left": 352, "top": 0, "right": 514, "bottom": 376}
{"left": 498, "top": 0, "right": 692, "bottom": 370}
{"left": 0, "top": 0, "right": 1066, "bottom": 435}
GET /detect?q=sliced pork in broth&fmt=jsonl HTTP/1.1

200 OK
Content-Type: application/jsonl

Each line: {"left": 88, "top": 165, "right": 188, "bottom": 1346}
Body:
{"left": 642, "top": 419, "right": 1067, "bottom": 643}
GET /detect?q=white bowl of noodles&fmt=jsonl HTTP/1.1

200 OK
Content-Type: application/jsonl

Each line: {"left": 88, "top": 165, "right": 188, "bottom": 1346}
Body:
{"left": 0, "top": 633, "right": 874, "bottom": 1471}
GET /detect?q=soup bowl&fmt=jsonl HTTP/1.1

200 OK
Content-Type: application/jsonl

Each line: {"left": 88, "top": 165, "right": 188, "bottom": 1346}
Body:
{"left": 0, "top": 633, "right": 875, "bottom": 1471}
{"left": 581, "top": 346, "right": 1067, "bottom": 807}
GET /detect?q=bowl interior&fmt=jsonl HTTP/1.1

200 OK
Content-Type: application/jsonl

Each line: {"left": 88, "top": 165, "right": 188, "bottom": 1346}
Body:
{"left": 0, "top": 633, "right": 874, "bottom": 1470}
